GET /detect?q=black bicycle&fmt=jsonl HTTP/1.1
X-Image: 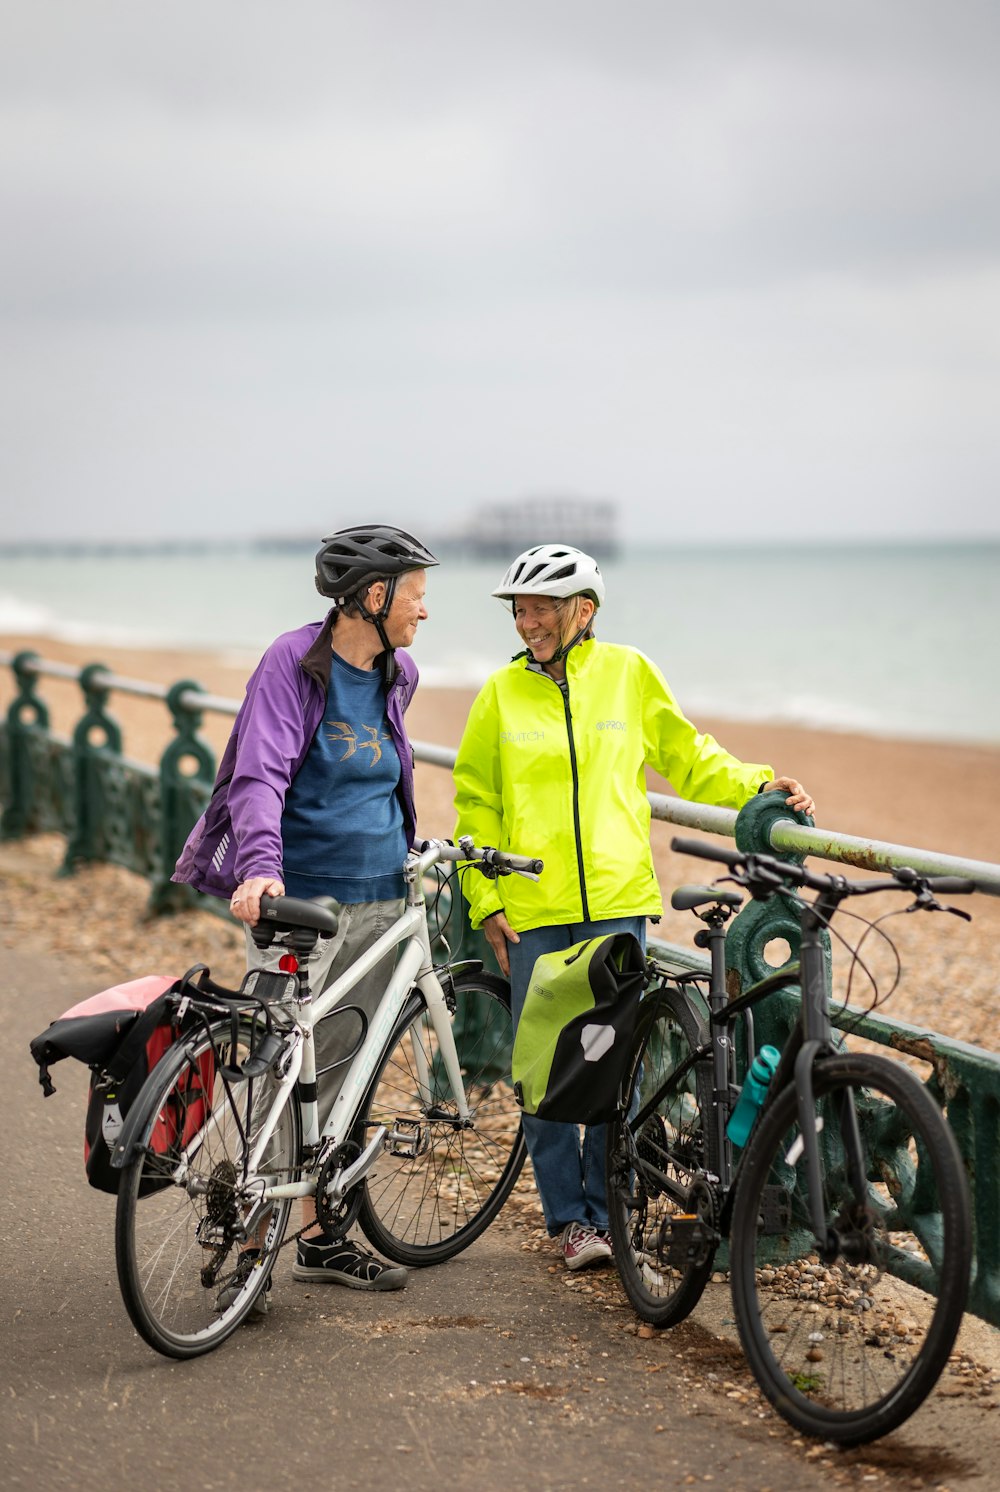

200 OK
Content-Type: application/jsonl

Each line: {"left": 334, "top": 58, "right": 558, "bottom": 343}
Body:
{"left": 605, "top": 836, "right": 974, "bottom": 1445}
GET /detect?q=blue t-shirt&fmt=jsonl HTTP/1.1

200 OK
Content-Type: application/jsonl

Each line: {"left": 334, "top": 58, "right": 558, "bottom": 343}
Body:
{"left": 280, "top": 653, "right": 407, "bottom": 903}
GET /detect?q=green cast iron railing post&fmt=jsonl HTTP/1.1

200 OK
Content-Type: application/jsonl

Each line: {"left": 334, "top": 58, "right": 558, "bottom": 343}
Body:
{"left": 1, "top": 651, "right": 48, "bottom": 840}
{"left": 724, "top": 789, "right": 828, "bottom": 1056}
{"left": 149, "top": 679, "right": 217, "bottom": 914}
{"left": 62, "top": 663, "right": 123, "bottom": 875}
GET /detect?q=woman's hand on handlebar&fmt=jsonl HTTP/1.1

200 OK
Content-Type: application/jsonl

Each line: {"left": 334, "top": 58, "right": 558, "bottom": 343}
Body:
{"left": 763, "top": 777, "right": 815, "bottom": 816}
{"left": 230, "top": 875, "right": 285, "bottom": 926}
{"left": 482, "top": 910, "right": 519, "bottom": 977}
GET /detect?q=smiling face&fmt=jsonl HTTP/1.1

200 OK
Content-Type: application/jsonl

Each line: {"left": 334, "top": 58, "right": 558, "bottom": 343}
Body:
{"left": 381, "top": 568, "right": 429, "bottom": 649}
{"left": 513, "top": 592, "right": 594, "bottom": 665}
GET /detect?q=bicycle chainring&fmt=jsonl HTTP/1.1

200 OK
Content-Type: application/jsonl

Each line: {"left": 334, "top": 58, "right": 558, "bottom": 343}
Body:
{"left": 315, "top": 1142, "right": 364, "bottom": 1238}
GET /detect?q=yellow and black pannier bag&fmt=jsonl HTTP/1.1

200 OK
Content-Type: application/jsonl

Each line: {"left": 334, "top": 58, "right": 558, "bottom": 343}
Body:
{"left": 511, "top": 932, "right": 646, "bottom": 1123}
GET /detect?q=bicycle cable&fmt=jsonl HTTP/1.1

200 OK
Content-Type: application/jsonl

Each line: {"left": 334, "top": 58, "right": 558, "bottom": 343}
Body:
{"left": 770, "top": 883, "right": 900, "bottom": 1028}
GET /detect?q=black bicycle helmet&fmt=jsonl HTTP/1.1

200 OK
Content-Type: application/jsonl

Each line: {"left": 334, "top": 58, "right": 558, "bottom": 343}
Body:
{"left": 314, "top": 525, "right": 439, "bottom": 600}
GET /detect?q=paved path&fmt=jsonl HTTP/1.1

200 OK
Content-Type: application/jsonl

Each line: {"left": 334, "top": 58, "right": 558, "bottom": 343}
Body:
{"left": 3, "top": 945, "right": 1000, "bottom": 1491}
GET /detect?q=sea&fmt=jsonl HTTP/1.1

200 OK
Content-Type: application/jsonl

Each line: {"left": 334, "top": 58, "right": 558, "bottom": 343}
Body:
{"left": 1, "top": 542, "right": 998, "bottom": 747}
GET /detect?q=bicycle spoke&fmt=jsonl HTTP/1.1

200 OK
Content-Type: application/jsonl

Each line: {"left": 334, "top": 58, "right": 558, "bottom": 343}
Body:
{"left": 606, "top": 985, "right": 719, "bottom": 1327}
{"left": 358, "top": 973, "right": 526, "bottom": 1264}
{"left": 115, "top": 1022, "right": 301, "bottom": 1358}
{"left": 730, "top": 1053, "right": 971, "bottom": 1445}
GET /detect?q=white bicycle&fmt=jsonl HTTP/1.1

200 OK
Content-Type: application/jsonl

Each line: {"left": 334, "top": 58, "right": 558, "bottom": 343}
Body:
{"left": 110, "top": 837, "right": 540, "bottom": 1358}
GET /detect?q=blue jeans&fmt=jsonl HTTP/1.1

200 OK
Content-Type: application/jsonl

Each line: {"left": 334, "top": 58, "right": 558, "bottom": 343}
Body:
{"left": 507, "top": 916, "right": 647, "bottom": 1237}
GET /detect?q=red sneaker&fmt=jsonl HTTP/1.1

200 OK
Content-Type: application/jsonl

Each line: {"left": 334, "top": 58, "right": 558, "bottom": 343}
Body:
{"left": 560, "top": 1221, "right": 614, "bottom": 1271}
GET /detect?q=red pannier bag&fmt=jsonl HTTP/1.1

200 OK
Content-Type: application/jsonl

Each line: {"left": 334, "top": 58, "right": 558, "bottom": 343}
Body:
{"left": 29, "top": 974, "right": 217, "bottom": 1196}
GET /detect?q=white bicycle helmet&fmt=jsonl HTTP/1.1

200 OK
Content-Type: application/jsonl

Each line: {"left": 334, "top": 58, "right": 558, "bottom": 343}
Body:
{"left": 491, "top": 544, "right": 605, "bottom": 607}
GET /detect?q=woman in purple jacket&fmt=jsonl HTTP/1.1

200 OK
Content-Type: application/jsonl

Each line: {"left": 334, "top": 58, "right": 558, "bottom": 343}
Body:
{"left": 174, "top": 525, "right": 437, "bottom": 1302}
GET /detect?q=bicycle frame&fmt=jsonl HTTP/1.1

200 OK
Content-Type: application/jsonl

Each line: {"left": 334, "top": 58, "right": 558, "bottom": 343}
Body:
{"left": 643, "top": 881, "right": 864, "bottom": 1251}
{"left": 225, "top": 844, "right": 474, "bottom": 1207}
{"left": 611, "top": 837, "right": 976, "bottom": 1444}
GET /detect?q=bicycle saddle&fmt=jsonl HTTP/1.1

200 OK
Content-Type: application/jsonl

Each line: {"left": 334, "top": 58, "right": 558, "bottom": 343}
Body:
{"left": 671, "top": 884, "right": 743, "bottom": 912}
{"left": 256, "top": 895, "right": 339, "bottom": 935}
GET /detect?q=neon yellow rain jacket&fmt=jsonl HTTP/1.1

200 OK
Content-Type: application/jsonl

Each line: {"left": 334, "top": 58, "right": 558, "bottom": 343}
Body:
{"left": 453, "top": 639, "right": 772, "bottom": 931}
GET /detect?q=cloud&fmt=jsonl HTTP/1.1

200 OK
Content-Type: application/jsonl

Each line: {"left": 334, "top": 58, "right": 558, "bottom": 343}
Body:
{"left": 1, "top": 2, "right": 999, "bottom": 542}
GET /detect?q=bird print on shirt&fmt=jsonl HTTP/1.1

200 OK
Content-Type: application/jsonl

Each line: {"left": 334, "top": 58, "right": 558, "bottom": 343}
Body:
{"left": 326, "top": 721, "right": 391, "bottom": 766}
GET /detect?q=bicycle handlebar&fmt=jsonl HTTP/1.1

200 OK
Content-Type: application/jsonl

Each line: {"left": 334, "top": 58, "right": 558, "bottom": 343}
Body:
{"left": 414, "top": 837, "right": 544, "bottom": 881}
{"left": 670, "top": 836, "right": 976, "bottom": 901}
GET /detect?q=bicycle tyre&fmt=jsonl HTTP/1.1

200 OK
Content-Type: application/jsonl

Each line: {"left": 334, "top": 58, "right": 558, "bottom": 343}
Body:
{"left": 115, "top": 1018, "right": 302, "bottom": 1359}
{"left": 357, "top": 970, "right": 526, "bottom": 1266}
{"left": 605, "top": 982, "right": 721, "bottom": 1327}
{"left": 729, "top": 1051, "right": 971, "bottom": 1445}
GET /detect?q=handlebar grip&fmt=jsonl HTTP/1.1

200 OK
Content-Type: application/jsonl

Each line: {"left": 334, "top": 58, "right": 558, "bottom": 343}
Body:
{"left": 670, "top": 836, "right": 743, "bottom": 868}
{"left": 926, "top": 876, "right": 977, "bottom": 894}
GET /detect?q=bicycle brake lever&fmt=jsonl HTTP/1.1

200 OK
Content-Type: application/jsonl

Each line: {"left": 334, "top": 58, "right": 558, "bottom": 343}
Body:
{"left": 744, "top": 864, "right": 787, "bottom": 900}
{"left": 905, "top": 893, "right": 972, "bottom": 923}
{"left": 478, "top": 848, "right": 512, "bottom": 880}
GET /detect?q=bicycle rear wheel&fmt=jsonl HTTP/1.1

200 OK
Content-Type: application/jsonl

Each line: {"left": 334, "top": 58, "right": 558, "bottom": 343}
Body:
{"left": 115, "top": 1019, "right": 301, "bottom": 1358}
{"left": 730, "top": 1051, "right": 971, "bottom": 1445}
{"left": 605, "top": 983, "right": 720, "bottom": 1327}
{"left": 357, "top": 971, "right": 526, "bottom": 1266}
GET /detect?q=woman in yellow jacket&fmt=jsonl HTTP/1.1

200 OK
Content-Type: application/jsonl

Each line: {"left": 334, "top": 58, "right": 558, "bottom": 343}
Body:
{"left": 453, "top": 544, "right": 813, "bottom": 1271}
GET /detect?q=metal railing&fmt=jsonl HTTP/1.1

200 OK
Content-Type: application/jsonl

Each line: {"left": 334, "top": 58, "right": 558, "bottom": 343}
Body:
{"left": 3, "top": 647, "right": 1000, "bottom": 1325}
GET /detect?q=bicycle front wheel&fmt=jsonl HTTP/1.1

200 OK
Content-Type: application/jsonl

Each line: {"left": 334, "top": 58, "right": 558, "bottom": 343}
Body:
{"left": 605, "top": 983, "right": 720, "bottom": 1327}
{"left": 357, "top": 970, "right": 526, "bottom": 1266}
{"left": 730, "top": 1051, "right": 971, "bottom": 1445}
{"left": 115, "top": 1020, "right": 301, "bottom": 1359}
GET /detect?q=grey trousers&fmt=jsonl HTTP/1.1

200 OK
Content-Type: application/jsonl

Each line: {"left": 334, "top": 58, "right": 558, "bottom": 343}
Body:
{"left": 244, "top": 896, "right": 404, "bottom": 1127}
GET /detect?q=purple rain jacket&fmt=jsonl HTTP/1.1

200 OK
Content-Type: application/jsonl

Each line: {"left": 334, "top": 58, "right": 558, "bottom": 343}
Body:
{"left": 172, "top": 613, "right": 419, "bottom": 900}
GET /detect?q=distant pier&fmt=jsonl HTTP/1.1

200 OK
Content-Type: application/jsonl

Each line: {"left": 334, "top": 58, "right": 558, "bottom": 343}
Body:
{"left": 457, "top": 497, "right": 621, "bottom": 562}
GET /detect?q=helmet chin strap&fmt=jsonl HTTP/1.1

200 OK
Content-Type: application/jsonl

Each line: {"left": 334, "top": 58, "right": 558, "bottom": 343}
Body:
{"left": 351, "top": 576, "right": 399, "bottom": 677}
{"left": 550, "top": 621, "right": 593, "bottom": 664}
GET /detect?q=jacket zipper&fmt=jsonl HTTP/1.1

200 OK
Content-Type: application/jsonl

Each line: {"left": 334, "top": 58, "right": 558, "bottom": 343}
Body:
{"left": 558, "top": 679, "right": 590, "bottom": 922}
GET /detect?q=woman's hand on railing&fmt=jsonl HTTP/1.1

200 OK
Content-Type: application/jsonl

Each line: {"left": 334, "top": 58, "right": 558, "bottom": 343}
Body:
{"left": 762, "top": 777, "right": 815, "bottom": 816}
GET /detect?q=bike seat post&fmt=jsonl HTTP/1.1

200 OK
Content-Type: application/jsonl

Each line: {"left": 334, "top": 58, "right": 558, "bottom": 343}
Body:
{"left": 694, "top": 910, "right": 730, "bottom": 1017}
{"left": 273, "top": 926, "right": 321, "bottom": 1004}
{"left": 694, "top": 907, "right": 737, "bottom": 1167}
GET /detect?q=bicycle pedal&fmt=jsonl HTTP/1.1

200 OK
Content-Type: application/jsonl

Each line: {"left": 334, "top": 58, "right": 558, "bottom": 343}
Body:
{"left": 387, "top": 1117, "right": 427, "bottom": 1159}
{"left": 658, "top": 1213, "right": 707, "bottom": 1269}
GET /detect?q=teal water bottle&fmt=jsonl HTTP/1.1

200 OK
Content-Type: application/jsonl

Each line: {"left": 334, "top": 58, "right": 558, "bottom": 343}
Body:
{"left": 726, "top": 1045, "right": 781, "bottom": 1147}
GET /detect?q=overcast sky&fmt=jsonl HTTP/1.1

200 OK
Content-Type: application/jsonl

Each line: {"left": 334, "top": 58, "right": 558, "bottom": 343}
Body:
{"left": 2, "top": 1, "right": 999, "bottom": 547}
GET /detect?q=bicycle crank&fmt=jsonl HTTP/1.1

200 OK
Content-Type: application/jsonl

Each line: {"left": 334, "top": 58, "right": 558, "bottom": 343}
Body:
{"left": 315, "top": 1126, "right": 388, "bottom": 1235}
{"left": 656, "top": 1178, "right": 720, "bottom": 1271}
